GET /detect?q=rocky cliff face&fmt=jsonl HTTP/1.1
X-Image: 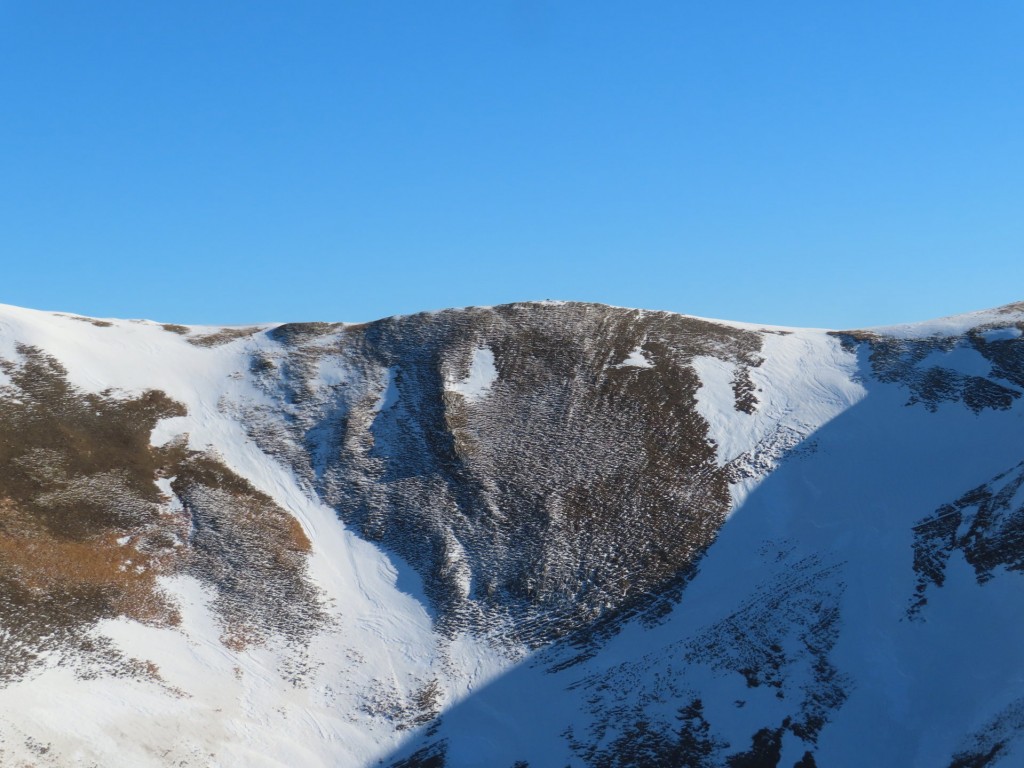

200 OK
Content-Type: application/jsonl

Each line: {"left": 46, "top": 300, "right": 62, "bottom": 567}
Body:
{"left": 0, "top": 301, "right": 1022, "bottom": 767}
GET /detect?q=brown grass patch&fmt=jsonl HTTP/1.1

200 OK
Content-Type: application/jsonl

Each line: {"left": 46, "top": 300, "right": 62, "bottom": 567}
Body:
{"left": 60, "top": 314, "right": 114, "bottom": 328}
{"left": 0, "top": 344, "right": 323, "bottom": 681}
{"left": 827, "top": 329, "right": 880, "bottom": 341}
{"left": 187, "top": 327, "right": 262, "bottom": 348}
{"left": 0, "top": 501, "right": 149, "bottom": 589}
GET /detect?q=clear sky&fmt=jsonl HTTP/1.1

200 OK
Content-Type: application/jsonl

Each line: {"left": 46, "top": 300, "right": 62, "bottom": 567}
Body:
{"left": 2, "top": 2, "right": 1022, "bottom": 328}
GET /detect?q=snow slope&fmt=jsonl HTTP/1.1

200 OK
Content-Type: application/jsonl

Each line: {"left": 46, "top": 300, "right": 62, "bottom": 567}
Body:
{"left": 0, "top": 306, "right": 507, "bottom": 767}
{"left": 0, "top": 300, "right": 1022, "bottom": 767}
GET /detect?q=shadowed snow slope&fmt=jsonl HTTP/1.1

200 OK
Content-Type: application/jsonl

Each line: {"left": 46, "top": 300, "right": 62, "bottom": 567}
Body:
{"left": 0, "top": 300, "right": 1022, "bottom": 767}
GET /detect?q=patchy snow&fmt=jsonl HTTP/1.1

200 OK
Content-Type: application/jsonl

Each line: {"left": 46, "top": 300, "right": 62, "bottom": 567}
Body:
{"left": 374, "top": 366, "right": 401, "bottom": 412}
{"left": 981, "top": 326, "right": 1023, "bottom": 342}
{"left": 866, "top": 302, "right": 1024, "bottom": 339}
{"left": 917, "top": 343, "right": 993, "bottom": 378}
{"left": 447, "top": 346, "right": 498, "bottom": 401}
{"left": 315, "top": 355, "right": 354, "bottom": 388}
{"left": 0, "top": 303, "right": 515, "bottom": 768}
{"left": 412, "top": 319, "right": 1024, "bottom": 768}
{"left": 3, "top": 300, "right": 1024, "bottom": 767}
{"left": 154, "top": 476, "right": 184, "bottom": 513}
{"left": 614, "top": 346, "right": 654, "bottom": 369}
{"left": 692, "top": 330, "right": 866, "bottom": 508}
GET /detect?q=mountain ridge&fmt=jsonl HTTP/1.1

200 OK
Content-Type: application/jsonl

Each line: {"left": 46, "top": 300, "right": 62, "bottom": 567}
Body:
{"left": 0, "top": 299, "right": 1022, "bottom": 767}
{"left": 8, "top": 297, "right": 1023, "bottom": 335}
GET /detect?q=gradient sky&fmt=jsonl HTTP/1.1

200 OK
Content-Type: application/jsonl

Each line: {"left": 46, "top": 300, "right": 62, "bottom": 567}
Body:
{"left": 2, "top": 2, "right": 1022, "bottom": 327}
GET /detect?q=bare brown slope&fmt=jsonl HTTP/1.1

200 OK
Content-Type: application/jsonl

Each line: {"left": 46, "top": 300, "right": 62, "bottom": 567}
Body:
{"left": 243, "top": 301, "right": 765, "bottom": 648}
{"left": 0, "top": 345, "right": 323, "bottom": 685}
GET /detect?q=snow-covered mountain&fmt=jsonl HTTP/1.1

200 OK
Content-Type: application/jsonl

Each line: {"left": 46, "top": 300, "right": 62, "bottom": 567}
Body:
{"left": 0, "top": 300, "right": 1022, "bottom": 767}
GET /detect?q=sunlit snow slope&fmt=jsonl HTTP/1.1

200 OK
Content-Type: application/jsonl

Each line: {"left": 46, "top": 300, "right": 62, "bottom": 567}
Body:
{"left": 0, "top": 300, "right": 1022, "bottom": 768}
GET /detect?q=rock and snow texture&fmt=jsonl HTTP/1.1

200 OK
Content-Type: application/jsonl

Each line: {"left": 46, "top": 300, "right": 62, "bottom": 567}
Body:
{"left": 0, "top": 300, "right": 1023, "bottom": 767}
{"left": 690, "top": 329, "right": 867, "bottom": 508}
{"left": 0, "top": 307, "right": 502, "bottom": 767}
{"left": 614, "top": 345, "right": 655, "bottom": 369}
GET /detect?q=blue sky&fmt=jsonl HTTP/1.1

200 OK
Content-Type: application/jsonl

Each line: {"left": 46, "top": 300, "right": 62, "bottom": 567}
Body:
{"left": 2, "top": 2, "right": 1022, "bottom": 327}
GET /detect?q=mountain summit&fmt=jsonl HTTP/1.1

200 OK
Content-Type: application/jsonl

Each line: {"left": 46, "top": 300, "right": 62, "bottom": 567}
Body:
{"left": 1, "top": 300, "right": 1022, "bottom": 767}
